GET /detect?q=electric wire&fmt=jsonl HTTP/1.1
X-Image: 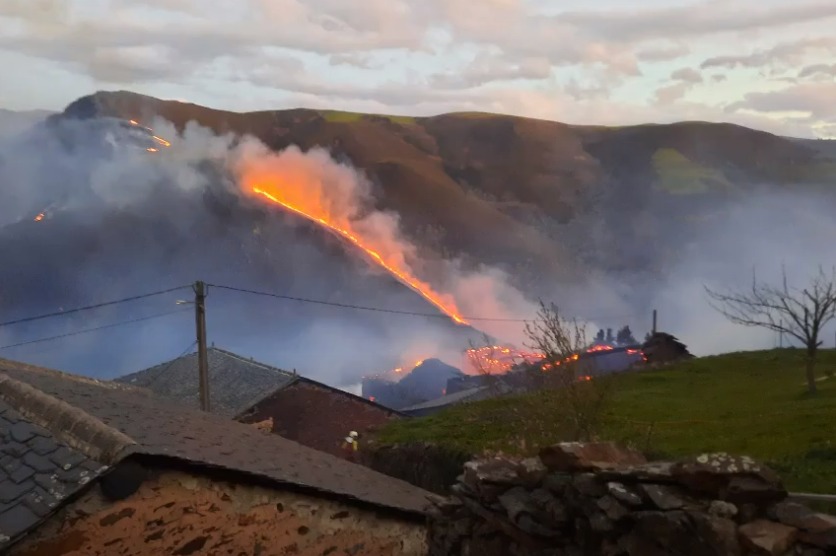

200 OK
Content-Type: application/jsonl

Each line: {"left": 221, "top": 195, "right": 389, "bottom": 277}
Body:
{"left": 206, "top": 283, "right": 641, "bottom": 324}
{"left": 0, "top": 285, "right": 192, "bottom": 329}
{"left": 0, "top": 308, "right": 192, "bottom": 350}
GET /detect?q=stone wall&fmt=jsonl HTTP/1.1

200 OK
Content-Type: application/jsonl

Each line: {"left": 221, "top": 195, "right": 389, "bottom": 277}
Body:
{"left": 428, "top": 442, "right": 836, "bottom": 555}
{"left": 362, "top": 441, "right": 473, "bottom": 495}
{"left": 12, "top": 465, "right": 427, "bottom": 556}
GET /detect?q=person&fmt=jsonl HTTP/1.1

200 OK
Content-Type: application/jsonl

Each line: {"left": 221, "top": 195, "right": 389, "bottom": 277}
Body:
{"left": 341, "top": 431, "right": 359, "bottom": 462}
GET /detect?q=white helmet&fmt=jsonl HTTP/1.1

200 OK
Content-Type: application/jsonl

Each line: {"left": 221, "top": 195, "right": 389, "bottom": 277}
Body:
{"left": 349, "top": 431, "right": 358, "bottom": 438}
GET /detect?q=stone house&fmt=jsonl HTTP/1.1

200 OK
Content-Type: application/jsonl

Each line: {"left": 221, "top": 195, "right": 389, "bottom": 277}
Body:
{"left": 234, "top": 376, "right": 404, "bottom": 459}
{"left": 0, "top": 358, "right": 431, "bottom": 555}
{"left": 116, "top": 347, "right": 404, "bottom": 458}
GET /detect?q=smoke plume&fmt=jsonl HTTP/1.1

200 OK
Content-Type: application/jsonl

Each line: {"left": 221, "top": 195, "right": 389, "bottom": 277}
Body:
{"left": 2, "top": 106, "right": 835, "bottom": 390}
{"left": 0, "top": 114, "right": 537, "bottom": 384}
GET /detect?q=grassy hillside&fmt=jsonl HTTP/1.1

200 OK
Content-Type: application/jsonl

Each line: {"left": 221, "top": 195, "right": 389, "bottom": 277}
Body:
{"left": 52, "top": 91, "right": 836, "bottom": 292}
{"left": 377, "top": 349, "right": 836, "bottom": 494}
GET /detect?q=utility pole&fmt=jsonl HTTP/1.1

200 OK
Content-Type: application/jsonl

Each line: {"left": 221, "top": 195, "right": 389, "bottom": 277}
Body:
{"left": 193, "top": 280, "right": 210, "bottom": 412}
{"left": 651, "top": 309, "right": 657, "bottom": 335}
{"left": 779, "top": 319, "right": 784, "bottom": 348}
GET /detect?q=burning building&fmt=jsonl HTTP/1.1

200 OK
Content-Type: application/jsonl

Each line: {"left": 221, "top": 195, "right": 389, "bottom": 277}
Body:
{"left": 362, "top": 359, "right": 464, "bottom": 410}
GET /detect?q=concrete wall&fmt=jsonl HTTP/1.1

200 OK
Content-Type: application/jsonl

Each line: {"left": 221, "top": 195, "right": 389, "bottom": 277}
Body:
{"left": 11, "top": 467, "right": 427, "bottom": 556}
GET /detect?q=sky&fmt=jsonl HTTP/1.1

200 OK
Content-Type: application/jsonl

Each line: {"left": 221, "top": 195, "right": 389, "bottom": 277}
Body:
{"left": 0, "top": 0, "right": 835, "bottom": 138}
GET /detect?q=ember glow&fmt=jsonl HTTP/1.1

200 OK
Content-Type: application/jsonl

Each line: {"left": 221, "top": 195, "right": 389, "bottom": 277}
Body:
{"left": 465, "top": 343, "right": 646, "bottom": 375}
{"left": 464, "top": 345, "right": 545, "bottom": 375}
{"left": 247, "top": 185, "right": 467, "bottom": 325}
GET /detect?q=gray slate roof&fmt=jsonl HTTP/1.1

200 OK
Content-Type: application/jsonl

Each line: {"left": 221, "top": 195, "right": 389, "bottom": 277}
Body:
{"left": 0, "top": 358, "right": 431, "bottom": 521}
{"left": 0, "top": 399, "right": 108, "bottom": 549}
{"left": 399, "top": 378, "right": 517, "bottom": 414}
{"left": 115, "top": 347, "right": 297, "bottom": 417}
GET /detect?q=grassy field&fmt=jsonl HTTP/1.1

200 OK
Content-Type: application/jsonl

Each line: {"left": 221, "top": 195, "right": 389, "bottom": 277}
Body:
{"left": 376, "top": 349, "right": 836, "bottom": 494}
{"left": 651, "top": 148, "right": 733, "bottom": 194}
{"left": 319, "top": 109, "right": 416, "bottom": 125}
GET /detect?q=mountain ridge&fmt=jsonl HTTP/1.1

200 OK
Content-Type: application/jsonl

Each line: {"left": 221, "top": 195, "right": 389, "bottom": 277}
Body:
{"left": 51, "top": 90, "right": 836, "bottom": 291}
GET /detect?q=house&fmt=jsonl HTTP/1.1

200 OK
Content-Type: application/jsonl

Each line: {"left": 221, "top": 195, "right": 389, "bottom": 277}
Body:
{"left": 642, "top": 332, "right": 694, "bottom": 365}
{"left": 399, "top": 382, "right": 514, "bottom": 418}
{"left": 0, "top": 358, "right": 432, "bottom": 555}
{"left": 115, "top": 347, "right": 297, "bottom": 417}
{"left": 116, "top": 348, "right": 405, "bottom": 458}
{"left": 234, "top": 375, "right": 405, "bottom": 458}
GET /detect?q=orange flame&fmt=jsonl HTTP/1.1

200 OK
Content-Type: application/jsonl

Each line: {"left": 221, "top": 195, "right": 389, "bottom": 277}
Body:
{"left": 250, "top": 186, "right": 467, "bottom": 324}
{"left": 34, "top": 213, "right": 45, "bottom": 222}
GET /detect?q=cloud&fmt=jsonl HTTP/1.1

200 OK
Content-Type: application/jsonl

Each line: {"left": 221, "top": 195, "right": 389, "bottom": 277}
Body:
{"left": 654, "top": 83, "right": 690, "bottom": 106}
{"left": 429, "top": 51, "right": 552, "bottom": 89}
{"left": 700, "top": 37, "right": 836, "bottom": 72}
{"left": 728, "top": 82, "right": 836, "bottom": 120}
{"left": 670, "top": 67, "right": 703, "bottom": 84}
{"left": 636, "top": 43, "right": 691, "bottom": 63}
{"left": 653, "top": 67, "right": 704, "bottom": 105}
{"left": 2, "top": 1, "right": 836, "bottom": 137}
{"left": 798, "top": 63, "right": 836, "bottom": 79}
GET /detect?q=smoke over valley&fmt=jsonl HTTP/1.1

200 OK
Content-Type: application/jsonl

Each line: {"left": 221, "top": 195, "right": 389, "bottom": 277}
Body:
{"left": 1, "top": 91, "right": 835, "bottom": 388}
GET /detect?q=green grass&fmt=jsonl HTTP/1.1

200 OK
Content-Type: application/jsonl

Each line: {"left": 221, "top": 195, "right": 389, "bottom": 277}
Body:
{"left": 651, "top": 148, "right": 733, "bottom": 194}
{"left": 319, "top": 110, "right": 415, "bottom": 125}
{"left": 377, "top": 349, "right": 836, "bottom": 493}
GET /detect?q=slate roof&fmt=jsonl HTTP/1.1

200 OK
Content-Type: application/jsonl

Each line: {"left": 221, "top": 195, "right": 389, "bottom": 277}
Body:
{"left": 236, "top": 374, "right": 407, "bottom": 421}
{"left": 114, "top": 347, "right": 297, "bottom": 417}
{"left": 399, "top": 383, "right": 512, "bottom": 415}
{"left": 235, "top": 376, "right": 405, "bottom": 458}
{"left": 0, "top": 358, "right": 433, "bottom": 526}
{"left": 0, "top": 398, "right": 108, "bottom": 549}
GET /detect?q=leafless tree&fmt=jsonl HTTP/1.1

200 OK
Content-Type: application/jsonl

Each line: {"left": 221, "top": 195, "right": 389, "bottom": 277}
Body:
{"left": 466, "top": 335, "right": 506, "bottom": 397}
{"left": 524, "top": 301, "right": 613, "bottom": 441}
{"left": 705, "top": 266, "right": 836, "bottom": 395}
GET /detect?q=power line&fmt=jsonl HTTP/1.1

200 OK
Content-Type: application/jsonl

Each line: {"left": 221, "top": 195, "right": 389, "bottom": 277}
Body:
{"left": 0, "top": 308, "right": 191, "bottom": 351}
{"left": 206, "top": 283, "right": 640, "bottom": 324}
{"left": 0, "top": 285, "right": 192, "bottom": 329}
{"left": 140, "top": 339, "right": 199, "bottom": 388}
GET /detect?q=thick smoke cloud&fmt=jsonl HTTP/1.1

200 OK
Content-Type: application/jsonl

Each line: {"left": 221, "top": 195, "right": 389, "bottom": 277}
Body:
{"left": 649, "top": 187, "right": 836, "bottom": 355}
{"left": 1, "top": 109, "right": 834, "bottom": 390}
{"left": 0, "top": 114, "right": 535, "bottom": 384}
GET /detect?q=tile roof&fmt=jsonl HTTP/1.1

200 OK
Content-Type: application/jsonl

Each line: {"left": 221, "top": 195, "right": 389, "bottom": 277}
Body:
{"left": 114, "top": 347, "right": 297, "bottom": 417}
{"left": 0, "top": 358, "right": 433, "bottom": 519}
{"left": 0, "top": 396, "right": 109, "bottom": 550}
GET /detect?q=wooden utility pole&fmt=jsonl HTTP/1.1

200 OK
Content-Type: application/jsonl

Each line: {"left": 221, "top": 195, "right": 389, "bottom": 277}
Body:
{"left": 652, "top": 309, "right": 657, "bottom": 335}
{"left": 193, "top": 280, "right": 210, "bottom": 412}
{"left": 779, "top": 319, "right": 784, "bottom": 348}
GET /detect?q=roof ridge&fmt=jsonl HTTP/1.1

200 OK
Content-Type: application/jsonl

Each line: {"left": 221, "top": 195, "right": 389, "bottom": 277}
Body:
{"left": 212, "top": 348, "right": 295, "bottom": 376}
{"left": 0, "top": 372, "right": 136, "bottom": 464}
{"left": 0, "top": 357, "right": 144, "bottom": 393}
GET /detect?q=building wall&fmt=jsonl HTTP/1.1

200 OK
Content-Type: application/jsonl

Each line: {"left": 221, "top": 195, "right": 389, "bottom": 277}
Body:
{"left": 237, "top": 381, "right": 402, "bottom": 458}
{"left": 11, "top": 468, "right": 427, "bottom": 556}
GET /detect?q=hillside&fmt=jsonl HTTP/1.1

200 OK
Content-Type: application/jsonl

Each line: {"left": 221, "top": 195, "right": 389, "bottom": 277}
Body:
{"left": 376, "top": 349, "right": 836, "bottom": 493}
{"left": 2, "top": 90, "right": 836, "bottom": 382}
{"left": 56, "top": 91, "right": 836, "bottom": 291}
{"left": 0, "top": 108, "right": 51, "bottom": 139}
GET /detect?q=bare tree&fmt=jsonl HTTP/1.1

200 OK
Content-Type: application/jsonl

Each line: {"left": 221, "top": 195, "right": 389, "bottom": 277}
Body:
{"left": 524, "top": 301, "right": 613, "bottom": 441}
{"left": 705, "top": 266, "right": 836, "bottom": 395}
{"left": 466, "top": 335, "right": 507, "bottom": 397}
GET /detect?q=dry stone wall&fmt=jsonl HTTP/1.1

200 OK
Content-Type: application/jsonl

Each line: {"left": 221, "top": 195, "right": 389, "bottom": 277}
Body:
{"left": 428, "top": 442, "right": 836, "bottom": 556}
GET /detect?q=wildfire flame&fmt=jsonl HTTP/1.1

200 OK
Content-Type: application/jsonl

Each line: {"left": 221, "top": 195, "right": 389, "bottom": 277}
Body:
{"left": 466, "top": 343, "right": 646, "bottom": 375}
{"left": 33, "top": 213, "right": 45, "bottom": 222}
{"left": 250, "top": 186, "right": 467, "bottom": 325}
